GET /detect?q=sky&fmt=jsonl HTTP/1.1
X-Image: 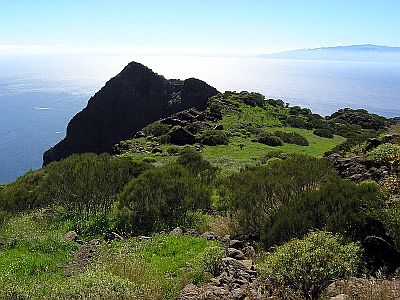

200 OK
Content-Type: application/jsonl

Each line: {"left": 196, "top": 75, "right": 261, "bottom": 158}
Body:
{"left": 1, "top": 0, "right": 400, "bottom": 56}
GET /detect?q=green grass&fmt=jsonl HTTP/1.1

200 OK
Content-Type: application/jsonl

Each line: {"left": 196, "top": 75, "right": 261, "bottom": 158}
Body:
{"left": 0, "top": 212, "right": 77, "bottom": 299}
{"left": 0, "top": 215, "right": 223, "bottom": 300}
{"left": 102, "top": 235, "right": 224, "bottom": 299}
{"left": 201, "top": 127, "right": 345, "bottom": 173}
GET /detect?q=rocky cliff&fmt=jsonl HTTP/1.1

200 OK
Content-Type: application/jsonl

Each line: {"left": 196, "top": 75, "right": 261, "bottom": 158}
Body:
{"left": 43, "top": 62, "right": 218, "bottom": 165}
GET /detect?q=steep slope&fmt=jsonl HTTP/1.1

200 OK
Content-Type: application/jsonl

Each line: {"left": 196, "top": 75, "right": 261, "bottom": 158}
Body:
{"left": 43, "top": 62, "right": 218, "bottom": 165}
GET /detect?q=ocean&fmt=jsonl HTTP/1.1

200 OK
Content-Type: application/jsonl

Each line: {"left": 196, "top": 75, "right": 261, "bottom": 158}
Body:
{"left": 1, "top": 55, "right": 399, "bottom": 183}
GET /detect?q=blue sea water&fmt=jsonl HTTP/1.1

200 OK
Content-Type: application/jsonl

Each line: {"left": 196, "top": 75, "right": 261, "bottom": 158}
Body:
{"left": 0, "top": 55, "right": 399, "bottom": 183}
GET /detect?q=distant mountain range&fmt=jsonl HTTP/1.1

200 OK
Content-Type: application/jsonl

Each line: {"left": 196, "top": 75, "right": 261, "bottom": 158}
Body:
{"left": 260, "top": 44, "right": 400, "bottom": 62}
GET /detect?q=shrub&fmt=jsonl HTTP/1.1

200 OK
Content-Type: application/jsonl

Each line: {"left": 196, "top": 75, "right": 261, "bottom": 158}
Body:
{"left": 328, "top": 130, "right": 379, "bottom": 154}
{"left": 367, "top": 143, "right": 400, "bottom": 165}
{"left": 313, "top": 128, "right": 334, "bottom": 138}
{"left": 239, "top": 91, "right": 265, "bottom": 107}
{"left": 262, "top": 178, "right": 384, "bottom": 248}
{"left": 261, "top": 150, "right": 290, "bottom": 164}
{"left": 221, "top": 156, "right": 336, "bottom": 235}
{"left": 199, "top": 130, "right": 229, "bottom": 146}
{"left": 328, "top": 108, "right": 390, "bottom": 131}
{"left": 40, "top": 154, "right": 147, "bottom": 219}
{"left": 118, "top": 163, "right": 211, "bottom": 235}
{"left": 254, "top": 132, "right": 283, "bottom": 146}
{"left": 286, "top": 116, "right": 313, "bottom": 130}
{"left": 383, "top": 203, "right": 400, "bottom": 253}
{"left": 259, "top": 231, "right": 362, "bottom": 299}
{"left": 143, "top": 122, "right": 171, "bottom": 137}
{"left": 176, "top": 148, "right": 217, "bottom": 183}
{"left": 274, "top": 131, "right": 309, "bottom": 146}
{"left": 0, "top": 170, "right": 46, "bottom": 212}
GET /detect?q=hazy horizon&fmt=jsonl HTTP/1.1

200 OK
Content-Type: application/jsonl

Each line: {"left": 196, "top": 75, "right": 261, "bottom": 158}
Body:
{"left": 1, "top": 1, "right": 400, "bottom": 57}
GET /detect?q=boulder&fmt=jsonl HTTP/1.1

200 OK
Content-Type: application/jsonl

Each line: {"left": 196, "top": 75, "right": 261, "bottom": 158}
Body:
{"left": 227, "top": 248, "right": 246, "bottom": 260}
{"left": 168, "top": 127, "right": 196, "bottom": 145}
{"left": 170, "top": 227, "right": 183, "bottom": 236}
{"left": 64, "top": 231, "right": 78, "bottom": 241}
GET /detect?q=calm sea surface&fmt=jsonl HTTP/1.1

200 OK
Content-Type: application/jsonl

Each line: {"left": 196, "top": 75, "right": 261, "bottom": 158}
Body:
{"left": 1, "top": 55, "right": 399, "bottom": 183}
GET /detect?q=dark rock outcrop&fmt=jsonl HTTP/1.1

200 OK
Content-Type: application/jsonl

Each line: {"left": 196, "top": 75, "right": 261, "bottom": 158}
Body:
{"left": 43, "top": 62, "right": 218, "bottom": 165}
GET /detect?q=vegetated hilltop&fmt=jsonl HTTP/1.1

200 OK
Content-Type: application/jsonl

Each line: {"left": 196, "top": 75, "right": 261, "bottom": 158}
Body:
{"left": 1, "top": 62, "right": 400, "bottom": 300}
{"left": 43, "top": 61, "right": 218, "bottom": 165}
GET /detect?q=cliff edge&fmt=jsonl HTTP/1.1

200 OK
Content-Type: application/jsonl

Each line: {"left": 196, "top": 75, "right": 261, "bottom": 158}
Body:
{"left": 43, "top": 62, "right": 218, "bottom": 165}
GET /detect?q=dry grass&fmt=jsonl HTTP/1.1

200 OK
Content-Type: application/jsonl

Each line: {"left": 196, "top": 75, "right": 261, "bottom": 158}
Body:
{"left": 321, "top": 277, "right": 400, "bottom": 300}
{"left": 207, "top": 215, "right": 236, "bottom": 236}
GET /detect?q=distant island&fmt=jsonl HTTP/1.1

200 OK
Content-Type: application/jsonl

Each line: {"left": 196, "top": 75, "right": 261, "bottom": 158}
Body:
{"left": 260, "top": 44, "right": 400, "bottom": 62}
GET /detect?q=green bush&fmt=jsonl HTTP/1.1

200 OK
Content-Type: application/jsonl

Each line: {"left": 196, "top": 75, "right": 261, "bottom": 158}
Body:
{"left": 286, "top": 115, "right": 313, "bottom": 130}
{"left": 313, "top": 128, "right": 334, "bottom": 138}
{"left": 262, "top": 179, "right": 384, "bottom": 248}
{"left": 118, "top": 163, "right": 211, "bottom": 235}
{"left": 367, "top": 143, "right": 400, "bottom": 165}
{"left": 259, "top": 231, "right": 362, "bottom": 299}
{"left": 221, "top": 156, "right": 335, "bottom": 235}
{"left": 0, "top": 170, "right": 46, "bottom": 212}
{"left": 143, "top": 122, "right": 172, "bottom": 137}
{"left": 40, "top": 153, "right": 147, "bottom": 219}
{"left": 328, "top": 108, "right": 390, "bottom": 131}
{"left": 254, "top": 132, "right": 283, "bottom": 146}
{"left": 274, "top": 131, "right": 309, "bottom": 146}
{"left": 176, "top": 148, "right": 217, "bottom": 183}
{"left": 199, "top": 130, "right": 229, "bottom": 146}
{"left": 381, "top": 202, "right": 400, "bottom": 253}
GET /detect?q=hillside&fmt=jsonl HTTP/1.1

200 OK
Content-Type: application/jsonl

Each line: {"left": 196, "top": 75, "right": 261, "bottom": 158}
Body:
{"left": 43, "top": 62, "right": 218, "bottom": 165}
{"left": 1, "top": 63, "right": 400, "bottom": 299}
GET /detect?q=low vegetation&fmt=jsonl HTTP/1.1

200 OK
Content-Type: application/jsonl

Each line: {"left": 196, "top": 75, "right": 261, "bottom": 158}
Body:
{"left": 0, "top": 91, "right": 399, "bottom": 299}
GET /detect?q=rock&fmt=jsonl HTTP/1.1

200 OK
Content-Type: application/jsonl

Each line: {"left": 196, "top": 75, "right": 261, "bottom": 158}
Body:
{"left": 170, "top": 227, "right": 183, "bottom": 236}
{"left": 177, "top": 284, "right": 201, "bottom": 300}
{"left": 227, "top": 248, "right": 246, "bottom": 260}
{"left": 168, "top": 127, "right": 196, "bottom": 145}
{"left": 242, "top": 246, "right": 256, "bottom": 259}
{"left": 64, "top": 231, "right": 78, "bottom": 241}
{"left": 329, "top": 295, "right": 350, "bottom": 300}
{"left": 229, "top": 239, "right": 244, "bottom": 249}
{"left": 43, "top": 62, "right": 218, "bottom": 165}
{"left": 184, "top": 228, "right": 200, "bottom": 237}
{"left": 201, "top": 232, "right": 219, "bottom": 240}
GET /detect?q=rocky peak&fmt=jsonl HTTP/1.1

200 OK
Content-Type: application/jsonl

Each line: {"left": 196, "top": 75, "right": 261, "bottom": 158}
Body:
{"left": 43, "top": 62, "right": 218, "bottom": 165}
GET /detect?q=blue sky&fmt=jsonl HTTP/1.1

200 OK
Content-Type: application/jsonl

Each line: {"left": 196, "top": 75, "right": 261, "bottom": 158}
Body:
{"left": 1, "top": 0, "right": 399, "bottom": 56}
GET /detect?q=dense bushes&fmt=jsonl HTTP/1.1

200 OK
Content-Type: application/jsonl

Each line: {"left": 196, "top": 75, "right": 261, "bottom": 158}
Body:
{"left": 40, "top": 153, "right": 146, "bottom": 219}
{"left": 118, "top": 150, "right": 216, "bottom": 235}
{"left": 199, "top": 130, "right": 229, "bottom": 146}
{"left": 313, "top": 128, "right": 334, "bottom": 138}
{"left": 0, "top": 170, "right": 45, "bottom": 212}
{"left": 259, "top": 231, "right": 362, "bottom": 299}
{"left": 328, "top": 108, "right": 391, "bottom": 131}
{"left": 221, "top": 156, "right": 335, "bottom": 235}
{"left": 274, "top": 131, "right": 309, "bottom": 146}
{"left": 262, "top": 179, "right": 384, "bottom": 248}
{"left": 254, "top": 132, "right": 283, "bottom": 146}
{"left": 118, "top": 162, "right": 212, "bottom": 235}
{"left": 367, "top": 143, "right": 400, "bottom": 165}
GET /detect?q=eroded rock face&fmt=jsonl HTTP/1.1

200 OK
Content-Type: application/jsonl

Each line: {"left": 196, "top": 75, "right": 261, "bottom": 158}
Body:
{"left": 43, "top": 62, "right": 218, "bottom": 165}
